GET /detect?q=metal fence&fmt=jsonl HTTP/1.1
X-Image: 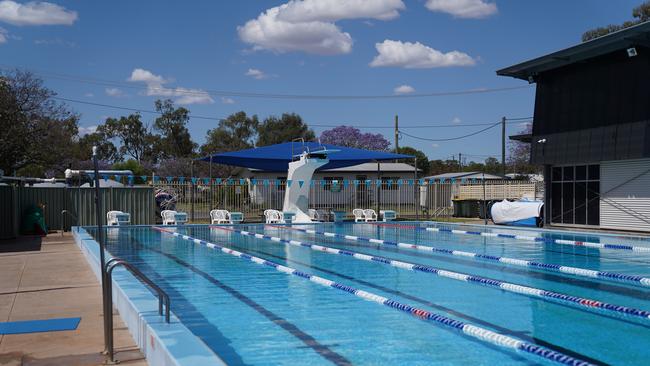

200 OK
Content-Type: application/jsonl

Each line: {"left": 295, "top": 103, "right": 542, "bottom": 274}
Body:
{"left": 153, "top": 179, "right": 544, "bottom": 223}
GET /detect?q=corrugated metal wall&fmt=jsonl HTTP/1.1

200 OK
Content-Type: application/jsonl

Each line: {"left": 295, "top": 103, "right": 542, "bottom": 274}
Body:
{"left": 1, "top": 186, "right": 155, "bottom": 237}
{"left": 600, "top": 159, "right": 650, "bottom": 232}
{"left": 0, "top": 186, "right": 16, "bottom": 239}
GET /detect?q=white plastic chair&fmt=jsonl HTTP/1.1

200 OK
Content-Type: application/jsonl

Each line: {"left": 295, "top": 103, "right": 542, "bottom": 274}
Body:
{"left": 210, "top": 209, "right": 229, "bottom": 224}
{"left": 353, "top": 209, "right": 365, "bottom": 222}
{"left": 264, "top": 209, "right": 283, "bottom": 224}
{"left": 107, "top": 211, "right": 130, "bottom": 226}
{"left": 161, "top": 210, "right": 187, "bottom": 225}
{"left": 363, "top": 209, "right": 378, "bottom": 222}
{"left": 211, "top": 209, "right": 245, "bottom": 224}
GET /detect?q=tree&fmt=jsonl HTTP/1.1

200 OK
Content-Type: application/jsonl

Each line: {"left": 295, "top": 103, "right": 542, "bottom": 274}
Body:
{"left": 320, "top": 126, "right": 390, "bottom": 151}
{"left": 483, "top": 157, "right": 501, "bottom": 175}
{"left": 153, "top": 99, "right": 196, "bottom": 159}
{"left": 75, "top": 131, "right": 119, "bottom": 163}
{"left": 98, "top": 114, "right": 161, "bottom": 163}
{"left": 200, "top": 111, "right": 259, "bottom": 176}
{"left": 582, "top": 1, "right": 650, "bottom": 41}
{"left": 0, "top": 70, "right": 79, "bottom": 176}
{"left": 200, "top": 111, "right": 259, "bottom": 155}
{"left": 507, "top": 124, "right": 539, "bottom": 174}
{"left": 395, "top": 146, "right": 429, "bottom": 176}
{"left": 256, "top": 113, "right": 315, "bottom": 146}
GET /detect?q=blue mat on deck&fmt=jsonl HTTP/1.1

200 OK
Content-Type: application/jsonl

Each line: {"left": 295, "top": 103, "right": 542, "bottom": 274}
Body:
{"left": 0, "top": 317, "right": 81, "bottom": 335}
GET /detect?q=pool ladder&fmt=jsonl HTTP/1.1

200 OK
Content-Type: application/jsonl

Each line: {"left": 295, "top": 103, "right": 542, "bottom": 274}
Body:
{"left": 103, "top": 258, "right": 171, "bottom": 363}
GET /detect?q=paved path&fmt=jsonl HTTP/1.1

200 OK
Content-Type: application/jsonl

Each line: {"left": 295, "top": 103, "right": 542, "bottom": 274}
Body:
{"left": 0, "top": 233, "right": 147, "bottom": 366}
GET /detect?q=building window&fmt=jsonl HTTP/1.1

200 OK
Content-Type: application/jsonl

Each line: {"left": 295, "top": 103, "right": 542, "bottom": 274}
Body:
{"left": 551, "top": 164, "right": 599, "bottom": 226}
{"left": 323, "top": 177, "right": 343, "bottom": 192}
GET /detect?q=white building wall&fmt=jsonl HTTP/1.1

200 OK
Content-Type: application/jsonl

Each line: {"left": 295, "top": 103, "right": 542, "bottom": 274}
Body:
{"left": 600, "top": 158, "right": 650, "bottom": 232}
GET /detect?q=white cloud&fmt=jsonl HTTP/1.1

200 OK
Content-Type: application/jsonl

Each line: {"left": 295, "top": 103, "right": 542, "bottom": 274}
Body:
{"left": 78, "top": 125, "right": 97, "bottom": 136}
{"left": 451, "top": 116, "right": 461, "bottom": 124}
{"left": 34, "top": 38, "right": 75, "bottom": 47}
{"left": 0, "top": 27, "right": 6, "bottom": 43}
{"left": 105, "top": 87, "right": 124, "bottom": 97}
{"left": 127, "top": 68, "right": 214, "bottom": 105}
{"left": 84, "top": 92, "right": 94, "bottom": 97}
{"left": 276, "top": 0, "right": 405, "bottom": 22}
{"left": 221, "top": 97, "right": 235, "bottom": 104}
{"left": 237, "top": 0, "right": 405, "bottom": 55}
{"left": 370, "top": 39, "right": 475, "bottom": 68}
{"left": 245, "top": 68, "right": 268, "bottom": 80}
{"left": 431, "top": 143, "right": 440, "bottom": 148}
{"left": 424, "top": 0, "right": 497, "bottom": 19}
{"left": 393, "top": 84, "right": 415, "bottom": 94}
{"left": 0, "top": 1, "right": 77, "bottom": 26}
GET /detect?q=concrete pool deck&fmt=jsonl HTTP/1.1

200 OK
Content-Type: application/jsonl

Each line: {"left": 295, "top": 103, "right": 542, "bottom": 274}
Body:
{"left": 0, "top": 233, "right": 147, "bottom": 366}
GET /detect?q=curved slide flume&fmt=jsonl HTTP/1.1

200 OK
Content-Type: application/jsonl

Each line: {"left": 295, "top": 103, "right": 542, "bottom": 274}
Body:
{"left": 269, "top": 225, "right": 650, "bottom": 288}
{"left": 210, "top": 226, "right": 650, "bottom": 324}
{"left": 153, "top": 226, "right": 594, "bottom": 366}
{"left": 372, "top": 223, "right": 650, "bottom": 253}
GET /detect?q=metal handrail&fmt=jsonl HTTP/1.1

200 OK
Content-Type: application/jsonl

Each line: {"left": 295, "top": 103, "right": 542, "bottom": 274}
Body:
{"left": 104, "top": 258, "right": 171, "bottom": 362}
{"left": 60, "top": 210, "right": 78, "bottom": 236}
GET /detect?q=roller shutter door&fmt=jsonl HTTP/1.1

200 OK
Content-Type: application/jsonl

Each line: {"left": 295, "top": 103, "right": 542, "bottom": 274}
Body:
{"left": 600, "top": 159, "right": 650, "bottom": 232}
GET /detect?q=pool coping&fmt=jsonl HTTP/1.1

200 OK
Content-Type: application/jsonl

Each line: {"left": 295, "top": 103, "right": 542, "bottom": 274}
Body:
{"left": 72, "top": 227, "right": 226, "bottom": 366}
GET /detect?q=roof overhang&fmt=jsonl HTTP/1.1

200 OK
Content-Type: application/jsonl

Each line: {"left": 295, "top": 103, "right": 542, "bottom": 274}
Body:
{"left": 497, "top": 21, "right": 650, "bottom": 81}
{"left": 509, "top": 133, "right": 532, "bottom": 143}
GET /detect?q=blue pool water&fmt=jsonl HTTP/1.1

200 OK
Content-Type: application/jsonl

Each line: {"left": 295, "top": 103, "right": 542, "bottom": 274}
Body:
{"left": 92, "top": 222, "right": 650, "bottom": 365}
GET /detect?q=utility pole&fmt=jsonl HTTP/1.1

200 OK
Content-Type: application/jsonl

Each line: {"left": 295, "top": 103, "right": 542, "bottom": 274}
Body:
{"left": 501, "top": 116, "right": 506, "bottom": 176}
{"left": 459, "top": 153, "right": 462, "bottom": 170}
{"left": 394, "top": 115, "right": 399, "bottom": 152}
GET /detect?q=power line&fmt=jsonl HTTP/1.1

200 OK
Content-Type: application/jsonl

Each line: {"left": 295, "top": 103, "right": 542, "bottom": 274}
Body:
{"left": 53, "top": 96, "right": 533, "bottom": 129}
{"left": 398, "top": 121, "right": 501, "bottom": 142}
{"left": 3, "top": 65, "right": 534, "bottom": 100}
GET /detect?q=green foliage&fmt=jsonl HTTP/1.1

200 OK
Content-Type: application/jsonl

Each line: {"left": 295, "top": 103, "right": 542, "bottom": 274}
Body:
{"left": 395, "top": 146, "right": 429, "bottom": 175}
{"left": 582, "top": 1, "right": 650, "bottom": 42}
{"left": 98, "top": 114, "right": 161, "bottom": 163}
{"left": 256, "top": 113, "right": 315, "bottom": 147}
{"left": 200, "top": 111, "right": 259, "bottom": 155}
{"left": 153, "top": 99, "right": 196, "bottom": 159}
{"left": 75, "top": 132, "right": 119, "bottom": 162}
{"left": 0, "top": 70, "right": 79, "bottom": 177}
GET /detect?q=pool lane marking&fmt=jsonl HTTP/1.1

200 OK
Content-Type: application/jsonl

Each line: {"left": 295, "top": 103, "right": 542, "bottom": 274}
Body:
{"left": 268, "top": 225, "right": 650, "bottom": 288}
{"left": 210, "top": 226, "right": 650, "bottom": 323}
{"left": 154, "top": 227, "right": 594, "bottom": 366}
{"left": 186, "top": 229, "right": 608, "bottom": 366}
{"left": 370, "top": 223, "right": 650, "bottom": 253}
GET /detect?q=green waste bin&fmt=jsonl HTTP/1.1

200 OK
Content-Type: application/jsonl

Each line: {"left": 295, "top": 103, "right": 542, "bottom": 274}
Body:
{"left": 21, "top": 206, "right": 47, "bottom": 235}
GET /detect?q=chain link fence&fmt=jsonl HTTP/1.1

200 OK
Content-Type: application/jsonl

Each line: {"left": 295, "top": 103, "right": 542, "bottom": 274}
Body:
{"left": 152, "top": 179, "right": 544, "bottom": 223}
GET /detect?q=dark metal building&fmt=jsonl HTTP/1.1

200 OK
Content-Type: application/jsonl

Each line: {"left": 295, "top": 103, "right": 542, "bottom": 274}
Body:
{"left": 498, "top": 22, "right": 650, "bottom": 232}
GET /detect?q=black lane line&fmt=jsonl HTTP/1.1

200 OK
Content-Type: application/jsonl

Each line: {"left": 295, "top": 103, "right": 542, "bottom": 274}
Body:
{"left": 179, "top": 229, "right": 535, "bottom": 366}
{"left": 370, "top": 225, "right": 650, "bottom": 265}
{"left": 126, "top": 235, "right": 353, "bottom": 366}
{"left": 104, "top": 239, "right": 248, "bottom": 365}
{"left": 278, "top": 228, "right": 650, "bottom": 301}
{"left": 227, "top": 227, "right": 650, "bottom": 330}
{"left": 187, "top": 229, "right": 608, "bottom": 366}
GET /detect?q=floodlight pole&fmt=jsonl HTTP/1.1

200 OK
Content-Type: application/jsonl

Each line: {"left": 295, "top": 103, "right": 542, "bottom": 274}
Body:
{"left": 92, "top": 146, "right": 109, "bottom": 353}
{"left": 414, "top": 157, "right": 418, "bottom": 221}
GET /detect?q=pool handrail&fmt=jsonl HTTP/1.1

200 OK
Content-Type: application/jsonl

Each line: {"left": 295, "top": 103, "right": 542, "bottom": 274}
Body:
{"left": 104, "top": 257, "right": 171, "bottom": 362}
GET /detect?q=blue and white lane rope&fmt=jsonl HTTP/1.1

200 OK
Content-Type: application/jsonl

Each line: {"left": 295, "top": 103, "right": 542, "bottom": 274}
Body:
{"left": 211, "top": 226, "right": 650, "bottom": 323}
{"left": 372, "top": 223, "right": 650, "bottom": 253}
{"left": 153, "top": 227, "right": 593, "bottom": 366}
{"left": 271, "top": 225, "right": 650, "bottom": 288}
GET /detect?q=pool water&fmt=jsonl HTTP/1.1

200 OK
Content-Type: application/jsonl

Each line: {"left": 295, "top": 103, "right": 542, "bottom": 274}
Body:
{"left": 93, "top": 222, "right": 650, "bottom": 365}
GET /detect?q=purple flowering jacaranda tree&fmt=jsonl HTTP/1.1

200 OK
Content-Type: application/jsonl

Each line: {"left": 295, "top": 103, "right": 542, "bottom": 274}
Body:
{"left": 319, "top": 125, "right": 391, "bottom": 151}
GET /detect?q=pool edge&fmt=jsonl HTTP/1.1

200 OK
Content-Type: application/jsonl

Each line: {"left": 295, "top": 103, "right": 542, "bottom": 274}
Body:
{"left": 72, "top": 227, "right": 226, "bottom": 366}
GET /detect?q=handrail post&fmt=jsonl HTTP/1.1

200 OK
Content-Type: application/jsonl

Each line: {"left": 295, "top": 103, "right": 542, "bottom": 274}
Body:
{"left": 103, "top": 258, "right": 171, "bottom": 363}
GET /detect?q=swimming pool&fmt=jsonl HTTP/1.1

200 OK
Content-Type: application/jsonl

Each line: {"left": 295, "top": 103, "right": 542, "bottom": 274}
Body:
{"left": 89, "top": 222, "right": 650, "bottom": 365}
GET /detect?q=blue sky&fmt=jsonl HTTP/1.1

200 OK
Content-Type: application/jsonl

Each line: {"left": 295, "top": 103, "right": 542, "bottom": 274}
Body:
{"left": 0, "top": 0, "right": 641, "bottom": 162}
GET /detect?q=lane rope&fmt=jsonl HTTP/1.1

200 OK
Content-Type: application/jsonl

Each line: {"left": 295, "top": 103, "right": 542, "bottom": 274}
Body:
{"left": 209, "top": 226, "right": 650, "bottom": 323}
{"left": 370, "top": 223, "right": 650, "bottom": 253}
{"left": 153, "top": 226, "right": 594, "bottom": 366}
{"left": 269, "top": 225, "right": 650, "bottom": 288}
